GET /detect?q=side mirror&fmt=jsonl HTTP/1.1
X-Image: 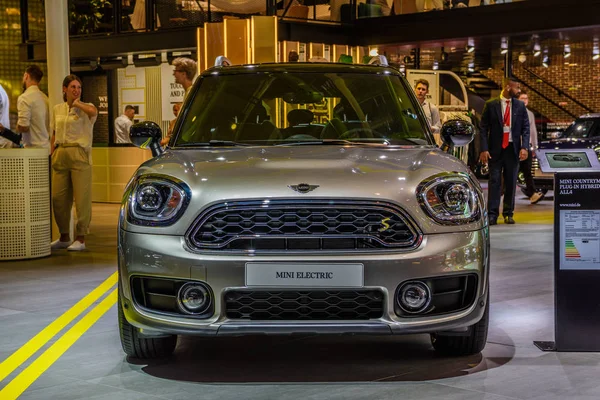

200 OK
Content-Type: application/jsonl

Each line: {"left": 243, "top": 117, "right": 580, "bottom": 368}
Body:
{"left": 130, "top": 121, "right": 163, "bottom": 157}
{"left": 440, "top": 119, "right": 475, "bottom": 151}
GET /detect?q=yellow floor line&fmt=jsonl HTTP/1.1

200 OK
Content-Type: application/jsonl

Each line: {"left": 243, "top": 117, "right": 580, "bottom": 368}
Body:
{"left": 0, "top": 288, "right": 118, "bottom": 400}
{"left": 0, "top": 271, "right": 118, "bottom": 383}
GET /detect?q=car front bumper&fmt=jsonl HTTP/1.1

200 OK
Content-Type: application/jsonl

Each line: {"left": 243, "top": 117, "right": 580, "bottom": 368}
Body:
{"left": 118, "top": 228, "right": 489, "bottom": 337}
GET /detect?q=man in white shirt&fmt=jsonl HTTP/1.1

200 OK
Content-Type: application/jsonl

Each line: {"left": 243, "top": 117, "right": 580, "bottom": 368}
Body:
{"left": 17, "top": 65, "right": 50, "bottom": 152}
{"left": 114, "top": 105, "right": 135, "bottom": 143}
{"left": 0, "top": 83, "right": 13, "bottom": 148}
{"left": 414, "top": 79, "right": 442, "bottom": 144}
{"left": 518, "top": 91, "right": 544, "bottom": 204}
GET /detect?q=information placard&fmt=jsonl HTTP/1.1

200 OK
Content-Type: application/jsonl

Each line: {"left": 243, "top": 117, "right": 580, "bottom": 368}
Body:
{"left": 554, "top": 172, "right": 600, "bottom": 351}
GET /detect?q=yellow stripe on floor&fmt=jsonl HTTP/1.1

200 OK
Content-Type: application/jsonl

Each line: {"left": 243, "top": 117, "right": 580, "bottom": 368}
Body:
{"left": 0, "top": 271, "right": 118, "bottom": 383}
{"left": 0, "top": 288, "right": 118, "bottom": 400}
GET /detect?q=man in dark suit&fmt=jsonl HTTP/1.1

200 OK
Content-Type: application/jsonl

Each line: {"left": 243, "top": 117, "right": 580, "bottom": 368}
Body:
{"left": 479, "top": 77, "right": 530, "bottom": 225}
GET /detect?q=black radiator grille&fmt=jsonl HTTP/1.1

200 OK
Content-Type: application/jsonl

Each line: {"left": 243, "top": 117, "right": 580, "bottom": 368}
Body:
{"left": 224, "top": 290, "right": 384, "bottom": 320}
{"left": 187, "top": 200, "right": 419, "bottom": 252}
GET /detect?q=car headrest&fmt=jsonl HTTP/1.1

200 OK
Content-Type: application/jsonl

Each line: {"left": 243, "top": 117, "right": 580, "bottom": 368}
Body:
{"left": 287, "top": 109, "right": 314, "bottom": 126}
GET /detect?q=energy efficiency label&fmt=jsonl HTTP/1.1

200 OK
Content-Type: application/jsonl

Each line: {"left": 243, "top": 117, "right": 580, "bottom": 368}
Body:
{"left": 560, "top": 210, "right": 600, "bottom": 270}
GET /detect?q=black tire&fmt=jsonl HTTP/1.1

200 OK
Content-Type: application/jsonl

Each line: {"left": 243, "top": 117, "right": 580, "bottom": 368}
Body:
{"left": 430, "top": 295, "right": 489, "bottom": 356}
{"left": 118, "top": 292, "right": 177, "bottom": 359}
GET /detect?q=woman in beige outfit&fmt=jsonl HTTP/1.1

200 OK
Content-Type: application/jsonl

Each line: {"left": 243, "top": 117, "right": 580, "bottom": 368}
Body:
{"left": 50, "top": 75, "right": 98, "bottom": 251}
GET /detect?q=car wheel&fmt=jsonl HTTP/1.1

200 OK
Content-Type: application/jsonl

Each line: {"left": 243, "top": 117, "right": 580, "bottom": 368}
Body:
{"left": 118, "top": 291, "right": 177, "bottom": 359}
{"left": 430, "top": 293, "right": 489, "bottom": 356}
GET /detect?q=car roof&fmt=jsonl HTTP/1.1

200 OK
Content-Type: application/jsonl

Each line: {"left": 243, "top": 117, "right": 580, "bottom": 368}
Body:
{"left": 200, "top": 62, "right": 401, "bottom": 77}
{"left": 577, "top": 113, "right": 600, "bottom": 119}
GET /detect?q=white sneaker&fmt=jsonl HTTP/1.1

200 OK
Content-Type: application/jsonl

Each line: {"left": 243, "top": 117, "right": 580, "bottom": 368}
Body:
{"left": 530, "top": 192, "right": 544, "bottom": 204}
{"left": 51, "top": 239, "right": 72, "bottom": 250}
{"left": 67, "top": 240, "right": 86, "bottom": 251}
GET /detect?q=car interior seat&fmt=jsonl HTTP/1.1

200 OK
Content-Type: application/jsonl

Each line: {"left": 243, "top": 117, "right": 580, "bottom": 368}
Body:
{"left": 235, "top": 104, "right": 281, "bottom": 142}
{"left": 283, "top": 109, "right": 320, "bottom": 138}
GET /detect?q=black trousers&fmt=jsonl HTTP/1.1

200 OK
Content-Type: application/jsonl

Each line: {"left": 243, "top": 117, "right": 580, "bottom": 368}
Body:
{"left": 488, "top": 146, "right": 519, "bottom": 220}
{"left": 519, "top": 149, "right": 536, "bottom": 198}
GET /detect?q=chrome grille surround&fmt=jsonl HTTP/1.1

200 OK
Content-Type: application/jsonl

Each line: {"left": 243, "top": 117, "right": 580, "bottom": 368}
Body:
{"left": 186, "top": 199, "right": 422, "bottom": 253}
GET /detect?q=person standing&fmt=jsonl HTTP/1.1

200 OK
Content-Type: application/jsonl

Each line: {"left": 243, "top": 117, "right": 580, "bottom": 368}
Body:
{"left": 172, "top": 57, "right": 197, "bottom": 100}
{"left": 50, "top": 75, "right": 98, "bottom": 251}
{"left": 114, "top": 105, "right": 135, "bottom": 143}
{"left": 414, "top": 79, "right": 442, "bottom": 144}
{"left": 0, "top": 83, "right": 13, "bottom": 148}
{"left": 518, "top": 91, "right": 544, "bottom": 204}
{"left": 17, "top": 65, "right": 50, "bottom": 152}
{"left": 479, "top": 77, "right": 530, "bottom": 225}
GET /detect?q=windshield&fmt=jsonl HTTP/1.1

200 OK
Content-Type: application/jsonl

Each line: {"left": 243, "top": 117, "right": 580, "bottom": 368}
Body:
{"left": 561, "top": 119, "right": 598, "bottom": 139}
{"left": 173, "top": 71, "right": 432, "bottom": 147}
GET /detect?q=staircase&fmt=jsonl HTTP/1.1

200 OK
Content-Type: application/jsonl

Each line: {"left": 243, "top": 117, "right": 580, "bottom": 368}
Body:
{"left": 513, "top": 64, "right": 594, "bottom": 119}
{"left": 480, "top": 68, "right": 574, "bottom": 123}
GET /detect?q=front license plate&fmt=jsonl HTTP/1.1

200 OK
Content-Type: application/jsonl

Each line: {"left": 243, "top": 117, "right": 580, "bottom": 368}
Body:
{"left": 245, "top": 263, "right": 364, "bottom": 287}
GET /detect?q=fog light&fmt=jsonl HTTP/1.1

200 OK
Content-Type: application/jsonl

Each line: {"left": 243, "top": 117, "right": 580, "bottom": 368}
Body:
{"left": 397, "top": 281, "right": 431, "bottom": 313}
{"left": 177, "top": 283, "right": 211, "bottom": 315}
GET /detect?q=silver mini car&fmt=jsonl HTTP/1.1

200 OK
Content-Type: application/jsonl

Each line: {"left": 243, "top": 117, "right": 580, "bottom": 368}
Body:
{"left": 119, "top": 61, "right": 489, "bottom": 359}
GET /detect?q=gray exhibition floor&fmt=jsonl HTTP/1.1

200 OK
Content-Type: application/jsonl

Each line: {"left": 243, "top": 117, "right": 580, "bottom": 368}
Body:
{"left": 3, "top": 193, "right": 596, "bottom": 400}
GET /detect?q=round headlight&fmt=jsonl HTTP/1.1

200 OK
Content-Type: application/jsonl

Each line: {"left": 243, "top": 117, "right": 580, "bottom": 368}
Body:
{"left": 443, "top": 184, "right": 469, "bottom": 211}
{"left": 177, "top": 283, "right": 211, "bottom": 315}
{"left": 417, "top": 174, "right": 480, "bottom": 225}
{"left": 397, "top": 281, "right": 431, "bottom": 313}
{"left": 127, "top": 177, "right": 190, "bottom": 226}
{"left": 137, "top": 185, "right": 163, "bottom": 211}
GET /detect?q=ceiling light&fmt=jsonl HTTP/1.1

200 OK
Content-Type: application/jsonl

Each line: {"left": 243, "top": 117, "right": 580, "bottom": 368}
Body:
{"left": 542, "top": 55, "right": 549, "bottom": 68}
{"left": 593, "top": 40, "right": 599, "bottom": 60}
{"left": 533, "top": 43, "right": 541, "bottom": 57}
{"left": 564, "top": 44, "right": 571, "bottom": 58}
{"left": 432, "top": 60, "right": 439, "bottom": 70}
{"left": 467, "top": 62, "right": 475, "bottom": 73}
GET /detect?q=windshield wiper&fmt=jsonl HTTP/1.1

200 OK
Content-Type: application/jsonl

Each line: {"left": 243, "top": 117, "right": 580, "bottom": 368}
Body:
{"left": 176, "top": 140, "right": 251, "bottom": 147}
{"left": 276, "top": 139, "right": 396, "bottom": 147}
{"left": 276, "top": 139, "right": 354, "bottom": 146}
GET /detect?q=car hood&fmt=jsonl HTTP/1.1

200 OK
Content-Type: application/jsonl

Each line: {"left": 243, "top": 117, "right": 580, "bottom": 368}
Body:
{"left": 539, "top": 137, "right": 600, "bottom": 150}
{"left": 124, "top": 146, "right": 484, "bottom": 235}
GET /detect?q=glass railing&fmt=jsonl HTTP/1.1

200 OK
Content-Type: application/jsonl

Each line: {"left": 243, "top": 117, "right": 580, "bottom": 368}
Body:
{"left": 22, "top": 0, "right": 528, "bottom": 40}
{"left": 278, "top": 0, "right": 528, "bottom": 22}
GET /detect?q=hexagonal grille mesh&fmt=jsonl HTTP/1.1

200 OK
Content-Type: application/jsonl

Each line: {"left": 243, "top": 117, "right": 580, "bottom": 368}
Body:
{"left": 188, "top": 200, "right": 419, "bottom": 252}
{"left": 225, "top": 290, "right": 384, "bottom": 320}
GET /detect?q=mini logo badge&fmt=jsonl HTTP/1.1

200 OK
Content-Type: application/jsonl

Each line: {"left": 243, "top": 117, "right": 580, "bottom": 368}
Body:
{"left": 288, "top": 183, "right": 319, "bottom": 194}
{"left": 378, "top": 217, "right": 391, "bottom": 232}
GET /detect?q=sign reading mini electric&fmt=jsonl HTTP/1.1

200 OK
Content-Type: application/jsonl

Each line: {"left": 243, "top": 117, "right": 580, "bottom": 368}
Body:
{"left": 246, "top": 263, "right": 364, "bottom": 287}
{"left": 554, "top": 172, "right": 600, "bottom": 351}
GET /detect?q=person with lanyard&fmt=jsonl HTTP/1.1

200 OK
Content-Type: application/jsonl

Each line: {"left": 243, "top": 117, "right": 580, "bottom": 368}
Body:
{"left": 50, "top": 74, "right": 98, "bottom": 251}
{"left": 414, "top": 79, "right": 442, "bottom": 145}
{"left": 479, "top": 76, "right": 530, "bottom": 225}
